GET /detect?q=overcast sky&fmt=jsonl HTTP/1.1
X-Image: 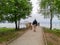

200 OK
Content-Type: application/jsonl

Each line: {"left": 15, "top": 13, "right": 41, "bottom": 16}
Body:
{"left": 31, "top": 0, "right": 39, "bottom": 14}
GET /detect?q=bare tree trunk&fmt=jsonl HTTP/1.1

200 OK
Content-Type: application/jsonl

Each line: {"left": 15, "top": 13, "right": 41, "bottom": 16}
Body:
{"left": 15, "top": 14, "right": 18, "bottom": 30}
{"left": 18, "top": 20, "right": 20, "bottom": 29}
{"left": 50, "top": 9, "right": 53, "bottom": 30}
{"left": 50, "top": 14, "right": 52, "bottom": 30}
{"left": 15, "top": 21, "right": 18, "bottom": 30}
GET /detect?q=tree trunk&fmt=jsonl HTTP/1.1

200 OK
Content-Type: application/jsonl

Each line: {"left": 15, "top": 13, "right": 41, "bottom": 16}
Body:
{"left": 15, "top": 14, "right": 18, "bottom": 30}
{"left": 15, "top": 21, "right": 18, "bottom": 30}
{"left": 50, "top": 11, "right": 53, "bottom": 30}
{"left": 18, "top": 20, "right": 20, "bottom": 29}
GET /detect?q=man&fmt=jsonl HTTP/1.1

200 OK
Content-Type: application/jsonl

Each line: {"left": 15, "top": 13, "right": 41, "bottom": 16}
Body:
{"left": 32, "top": 19, "right": 37, "bottom": 32}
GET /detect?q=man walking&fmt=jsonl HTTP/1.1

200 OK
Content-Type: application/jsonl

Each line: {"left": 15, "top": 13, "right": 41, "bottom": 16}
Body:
{"left": 32, "top": 19, "right": 38, "bottom": 32}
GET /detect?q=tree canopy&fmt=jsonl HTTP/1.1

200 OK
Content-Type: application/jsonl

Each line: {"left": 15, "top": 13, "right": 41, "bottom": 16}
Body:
{"left": 0, "top": 0, "right": 32, "bottom": 29}
{"left": 40, "top": 0, "right": 60, "bottom": 30}
{"left": 40, "top": 0, "right": 60, "bottom": 17}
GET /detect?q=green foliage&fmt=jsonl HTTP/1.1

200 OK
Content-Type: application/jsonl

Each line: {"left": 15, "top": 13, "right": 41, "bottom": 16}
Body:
{"left": 0, "top": 0, "right": 32, "bottom": 29}
{"left": 40, "top": 0, "right": 60, "bottom": 18}
{"left": 40, "top": 0, "right": 56, "bottom": 18}
{"left": 0, "top": 0, "right": 32, "bottom": 22}
{"left": 40, "top": 0, "right": 60, "bottom": 30}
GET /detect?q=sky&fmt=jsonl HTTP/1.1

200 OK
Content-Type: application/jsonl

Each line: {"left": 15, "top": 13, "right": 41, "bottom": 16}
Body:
{"left": 30, "top": 0, "right": 40, "bottom": 14}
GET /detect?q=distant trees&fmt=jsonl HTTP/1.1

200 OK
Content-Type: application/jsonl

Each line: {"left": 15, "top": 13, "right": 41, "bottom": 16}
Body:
{"left": 0, "top": 0, "right": 32, "bottom": 30}
{"left": 40, "top": 0, "right": 60, "bottom": 30}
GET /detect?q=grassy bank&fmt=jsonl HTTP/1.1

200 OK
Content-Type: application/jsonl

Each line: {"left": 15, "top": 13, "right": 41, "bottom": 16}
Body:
{"left": 43, "top": 27, "right": 60, "bottom": 45}
{"left": 0, "top": 27, "right": 27, "bottom": 44}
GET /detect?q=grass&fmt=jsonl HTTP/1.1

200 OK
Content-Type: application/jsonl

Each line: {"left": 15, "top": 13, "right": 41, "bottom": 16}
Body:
{"left": 0, "top": 27, "right": 27, "bottom": 43}
{"left": 47, "top": 41, "right": 53, "bottom": 45}
{"left": 43, "top": 27, "right": 60, "bottom": 45}
{"left": 43, "top": 27, "right": 60, "bottom": 37}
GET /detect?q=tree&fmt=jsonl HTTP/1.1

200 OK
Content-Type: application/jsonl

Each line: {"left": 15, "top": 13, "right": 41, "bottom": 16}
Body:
{"left": 40, "top": 0, "right": 57, "bottom": 30}
{"left": 0, "top": 0, "right": 8, "bottom": 22}
{"left": 0, "top": 0, "right": 32, "bottom": 30}
{"left": 54, "top": 0, "right": 60, "bottom": 23}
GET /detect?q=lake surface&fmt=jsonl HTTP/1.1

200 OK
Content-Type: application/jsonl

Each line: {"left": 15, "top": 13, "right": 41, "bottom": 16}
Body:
{"left": 0, "top": 23, "right": 26, "bottom": 28}
{"left": 0, "top": 21, "right": 60, "bottom": 29}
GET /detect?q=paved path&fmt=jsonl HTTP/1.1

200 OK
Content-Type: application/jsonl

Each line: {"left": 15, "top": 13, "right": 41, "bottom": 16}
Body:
{"left": 8, "top": 26, "right": 44, "bottom": 45}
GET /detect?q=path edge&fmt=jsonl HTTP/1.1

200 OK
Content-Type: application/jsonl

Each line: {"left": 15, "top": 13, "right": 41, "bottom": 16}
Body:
{"left": 41, "top": 27, "right": 47, "bottom": 45}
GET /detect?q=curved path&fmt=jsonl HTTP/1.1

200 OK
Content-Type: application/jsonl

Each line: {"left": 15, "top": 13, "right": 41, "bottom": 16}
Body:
{"left": 8, "top": 26, "right": 44, "bottom": 45}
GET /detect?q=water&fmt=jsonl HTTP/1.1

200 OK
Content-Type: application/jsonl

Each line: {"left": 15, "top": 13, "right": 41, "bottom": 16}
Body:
{"left": 0, "top": 22, "right": 60, "bottom": 29}
{"left": 40, "top": 22, "right": 60, "bottom": 29}
{"left": 0, "top": 23, "right": 26, "bottom": 28}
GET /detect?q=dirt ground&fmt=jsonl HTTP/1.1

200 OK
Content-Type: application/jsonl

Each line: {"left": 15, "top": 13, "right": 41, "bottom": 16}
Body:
{"left": 44, "top": 32, "right": 60, "bottom": 45}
